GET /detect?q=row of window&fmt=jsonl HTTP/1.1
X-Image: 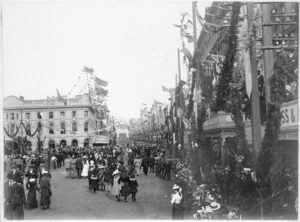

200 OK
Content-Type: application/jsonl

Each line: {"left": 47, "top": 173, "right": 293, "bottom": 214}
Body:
{"left": 7, "top": 122, "right": 89, "bottom": 135}
{"left": 5, "top": 111, "right": 89, "bottom": 120}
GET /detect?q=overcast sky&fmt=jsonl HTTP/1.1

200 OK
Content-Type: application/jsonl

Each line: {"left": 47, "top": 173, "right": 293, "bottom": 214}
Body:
{"left": 2, "top": 0, "right": 207, "bottom": 119}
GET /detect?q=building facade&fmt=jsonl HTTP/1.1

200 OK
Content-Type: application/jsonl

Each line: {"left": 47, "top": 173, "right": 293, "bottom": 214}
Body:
{"left": 3, "top": 93, "right": 108, "bottom": 152}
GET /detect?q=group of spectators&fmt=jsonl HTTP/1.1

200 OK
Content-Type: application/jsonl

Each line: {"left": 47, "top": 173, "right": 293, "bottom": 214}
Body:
{"left": 4, "top": 153, "right": 52, "bottom": 220}
{"left": 4, "top": 143, "right": 179, "bottom": 219}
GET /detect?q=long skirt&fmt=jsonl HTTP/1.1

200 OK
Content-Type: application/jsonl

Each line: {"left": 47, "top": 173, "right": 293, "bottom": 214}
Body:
{"left": 172, "top": 203, "right": 184, "bottom": 220}
{"left": 120, "top": 182, "right": 130, "bottom": 197}
{"left": 81, "top": 165, "right": 89, "bottom": 177}
{"left": 40, "top": 188, "right": 51, "bottom": 207}
{"left": 111, "top": 182, "right": 120, "bottom": 196}
{"left": 27, "top": 188, "right": 38, "bottom": 209}
{"left": 70, "top": 165, "right": 76, "bottom": 178}
{"left": 104, "top": 182, "right": 111, "bottom": 193}
{"left": 90, "top": 178, "right": 98, "bottom": 191}
{"left": 135, "top": 166, "right": 141, "bottom": 175}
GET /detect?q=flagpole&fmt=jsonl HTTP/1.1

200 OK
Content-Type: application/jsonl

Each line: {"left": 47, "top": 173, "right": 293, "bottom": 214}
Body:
{"left": 177, "top": 48, "right": 184, "bottom": 160}
{"left": 192, "top": 1, "right": 198, "bottom": 49}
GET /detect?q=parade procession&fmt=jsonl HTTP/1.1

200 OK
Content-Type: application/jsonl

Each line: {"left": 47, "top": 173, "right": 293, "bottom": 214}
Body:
{"left": 1, "top": 1, "right": 299, "bottom": 221}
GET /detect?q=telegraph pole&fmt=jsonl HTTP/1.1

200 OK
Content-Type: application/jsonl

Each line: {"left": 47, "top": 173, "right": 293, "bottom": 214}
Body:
{"left": 247, "top": 3, "right": 262, "bottom": 163}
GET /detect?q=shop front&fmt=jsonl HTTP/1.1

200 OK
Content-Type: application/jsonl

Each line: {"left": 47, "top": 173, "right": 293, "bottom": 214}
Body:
{"left": 278, "top": 100, "right": 298, "bottom": 167}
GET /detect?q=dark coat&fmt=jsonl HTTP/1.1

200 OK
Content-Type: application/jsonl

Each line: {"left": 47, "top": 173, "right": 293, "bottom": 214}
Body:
{"left": 40, "top": 177, "right": 51, "bottom": 207}
{"left": 129, "top": 179, "right": 138, "bottom": 194}
{"left": 75, "top": 158, "right": 83, "bottom": 168}
{"left": 7, "top": 182, "right": 26, "bottom": 205}
{"left": 26, "top": 181, "right": 39, "bottom": 209}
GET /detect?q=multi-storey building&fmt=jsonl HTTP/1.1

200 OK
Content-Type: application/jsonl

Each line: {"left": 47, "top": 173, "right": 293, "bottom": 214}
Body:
{"left": 3, "top": 93, "right": 108, "bottom": 152}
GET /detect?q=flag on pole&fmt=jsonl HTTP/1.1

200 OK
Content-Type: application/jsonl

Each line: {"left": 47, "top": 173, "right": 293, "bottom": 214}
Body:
{"left": 177, "top": 80, "right": 187, "bottom": 89}
{"left": 180, "top": 48, "right": 193, "bottom": 64}
{"left": 95, "top": 77, "right": 108, "bottom": 87}
{"left": 194, "top": 4, "right": 211, "bottom": 34}
{"left": 56, "top": 89, "right": 67, "bottom": 105}
{"left": 82, "top": 66, "right": 94, "bottom": 74}
{"left": 162, "top": 86, "right": 175, "bottom": 93}
{"left": 95, "top": 86, "right": 108, "bottom": 97}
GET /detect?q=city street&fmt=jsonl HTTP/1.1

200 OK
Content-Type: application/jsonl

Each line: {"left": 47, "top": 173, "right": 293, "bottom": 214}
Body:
{"left": 24, "top": 167, "right": 174, "bottom": 220}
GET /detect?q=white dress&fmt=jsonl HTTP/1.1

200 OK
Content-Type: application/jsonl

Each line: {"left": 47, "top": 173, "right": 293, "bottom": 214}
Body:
{"left": 134, "top": 158, "right": 142, "bottom": 175}
{"left": 110, "top": 175, "right": 121, "bottom": 195}
{"left": 81, "top": 162, "right": 89, "bottom": 177}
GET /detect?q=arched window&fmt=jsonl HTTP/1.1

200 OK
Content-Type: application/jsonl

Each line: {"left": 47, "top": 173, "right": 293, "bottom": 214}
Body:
{"left": 60, "top": 123, "right": 66, "bottom": 134}
{"left": 26, "top": 124, "right": 31, "bottom": 135}
{"left": 49, "top": 140, "right": 55, "bottom": 148}
{"left": 49, "top": 123, "right": 54, "bottom": 134}
{"left": 71, "top": 139, "right": 78, "bottom": 147}
{"left": 72, "top": 122, "right": 77, "bottom": 132}
{"left": 10, "top": 124, "right": 15, "bottom": 135}
{"left": 84, "top": 122, "right": 88, "bottom": 132}
{"left": 84, "top": 138, "right": 89, "bottom": 148}
{"left": 60, "top": 140, "right": 67, "bottom": 147}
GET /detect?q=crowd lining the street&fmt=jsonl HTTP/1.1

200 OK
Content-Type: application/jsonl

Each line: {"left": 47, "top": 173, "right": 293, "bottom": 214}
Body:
{"left": 4, "top": 144, "right": 185, "bottom": 220}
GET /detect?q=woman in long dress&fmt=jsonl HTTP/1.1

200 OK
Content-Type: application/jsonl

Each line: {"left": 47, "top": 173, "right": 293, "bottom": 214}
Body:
{"left": 26, "top": 178, "right": 39, "bottom": 209}
{"left": 111, "top": 169, "right": 121, "bottom": 201}
{"left": 134, "top": 156, "right": 142, "bottom": 176}
{"left": 171, "top": 184, "right": 184, "bottom": 220}
{"left": 70, "top": 156, "right": 77, "bottom": 178}
{"left": 40, "top": 172, "right": 51, "bottom": 210}
{"left": 81, "top": 157, "right": 89, "bottom": 178}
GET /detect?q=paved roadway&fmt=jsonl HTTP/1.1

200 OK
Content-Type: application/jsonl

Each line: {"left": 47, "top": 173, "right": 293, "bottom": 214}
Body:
{"left": 24, "top": 167, "right": 174, "bottom": 220}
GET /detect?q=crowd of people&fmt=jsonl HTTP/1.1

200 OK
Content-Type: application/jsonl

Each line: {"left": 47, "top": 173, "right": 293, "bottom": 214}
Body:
{"left": 4, "top": 143, "right": 185, "bottom": 220}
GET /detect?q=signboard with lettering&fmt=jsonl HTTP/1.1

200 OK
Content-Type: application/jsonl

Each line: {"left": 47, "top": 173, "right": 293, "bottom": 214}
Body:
{"left": 279, "top": 131, "right": 298, "bottom": 140}
{"left": 281, "top": 103, "right": 298, "bottom": 128}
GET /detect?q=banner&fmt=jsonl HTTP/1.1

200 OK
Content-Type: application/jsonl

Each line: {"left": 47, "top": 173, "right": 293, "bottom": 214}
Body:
{"left": 244, "top": 50, "right": 252, "bottom": 98}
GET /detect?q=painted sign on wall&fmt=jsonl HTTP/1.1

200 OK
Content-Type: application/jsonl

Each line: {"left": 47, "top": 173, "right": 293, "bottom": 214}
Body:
{"left": 281, "top": 103, "right": 298, "bottom": 128}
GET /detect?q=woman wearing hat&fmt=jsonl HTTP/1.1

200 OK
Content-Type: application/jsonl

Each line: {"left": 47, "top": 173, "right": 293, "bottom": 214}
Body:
{"left": 111, "top": 169, "right": 121, "bottom": 201}
{"left": 40, "top": 171, "right": 51, "bottom": 209}
{"left": 81, "top": 156, "right": 89, "bottom": 178}
{"left": 26, "top": 178, "right": 39, "bottom": 210}
{"left": 171, "top": 184, "right": 184, "bottom": 220}
{"left": 134, "top": 155, "right": 142, "bottom": 176}
{"left": 119, "top": 169, "right": 130, "bottom": 202}
{"left": 70, "top": 155, "right": 77, "bottom": 178}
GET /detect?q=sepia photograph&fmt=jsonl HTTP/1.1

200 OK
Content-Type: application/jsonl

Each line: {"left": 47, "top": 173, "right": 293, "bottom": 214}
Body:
{"left": 1, "top": 0, "right": 298, "bottom": 220}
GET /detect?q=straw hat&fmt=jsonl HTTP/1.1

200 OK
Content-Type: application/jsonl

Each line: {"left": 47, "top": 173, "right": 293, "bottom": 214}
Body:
{"left": 172, "top": 184, "right": 180, "bottom": 190}
{"left": 210, "top": 202, "right": 221, "bottom": 211}
{"left": 112, "top": 170, "right": 121, "bottom": 176}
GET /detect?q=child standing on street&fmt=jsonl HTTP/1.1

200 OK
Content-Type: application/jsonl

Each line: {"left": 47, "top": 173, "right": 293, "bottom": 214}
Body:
{"left": 129, "top": 173, "right": 139, "bottom": 202}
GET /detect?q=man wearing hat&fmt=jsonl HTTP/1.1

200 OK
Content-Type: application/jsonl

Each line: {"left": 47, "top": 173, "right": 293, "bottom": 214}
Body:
{"left": 75, "top": 155, "right": 83, "bottom": 179}
{"left": 6, "top": 175, "right": 26, "bottom": 219}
